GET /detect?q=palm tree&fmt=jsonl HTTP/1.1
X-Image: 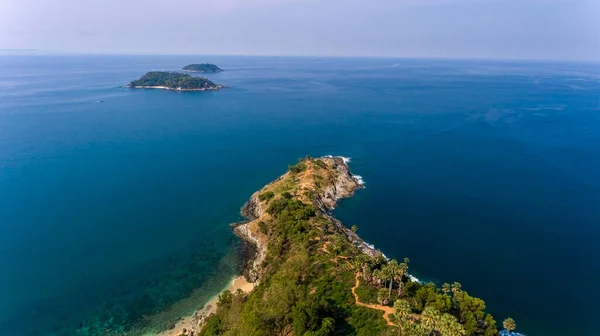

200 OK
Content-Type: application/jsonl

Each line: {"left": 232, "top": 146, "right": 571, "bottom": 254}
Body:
{"left": 400, "top": 322, "right": 429, "bottom": 336}
{"left": 393, "top": 299, "right": 412, "bottom": 336}
{"left": 440, "top": 313, "right": 464, "bottom": 336}
{"left": 372, "top": 268, "right": 384, "bottom": 287}
{"left": 442, "top": 283, "right": 451, "bottom": 295}
{"left": 363, "top": 267, "right": 373, "bottom": 283}
{"left": 353, "top": 254, "right": 368, "bottom": 271}
{"left": 378, "top": 288, "right": 389, "bottom": 305}
{"left": 451, "top": 282, "right": 462, "bottom": 295}
{"left": 421, "top": 306, "right": 440, "bottom": 332}
{"left": 393, "top": 299, "right": 412, "bottom": 321}
{"left": 385, "top": 260, "right": 401, "bottom": 298}
{"left": 503, "top": 318, "right": 516, "bottom": 333}
{"left": 397, "top": 262, "right": 408, "bottom": 296}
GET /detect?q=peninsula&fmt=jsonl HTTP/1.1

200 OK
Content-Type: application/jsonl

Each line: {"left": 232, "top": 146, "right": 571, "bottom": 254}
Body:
{"left": 172, "top": 156, "right": 515, "bottom": 336}
{"left": 126, "top": 71, "right": 223, "bottom": 91}
{"left": 182, "top": 63, "right": 223, "bottom": 73}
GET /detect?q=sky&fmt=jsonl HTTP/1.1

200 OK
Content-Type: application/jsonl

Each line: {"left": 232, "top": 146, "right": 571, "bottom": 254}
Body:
{"left": 1, "top": 0, "right": 599, "bottom": 61}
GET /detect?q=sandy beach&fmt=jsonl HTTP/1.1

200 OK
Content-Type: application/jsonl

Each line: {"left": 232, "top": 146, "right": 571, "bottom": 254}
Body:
{"left": 147, "top": 276, "right": 254, "bottom": 336}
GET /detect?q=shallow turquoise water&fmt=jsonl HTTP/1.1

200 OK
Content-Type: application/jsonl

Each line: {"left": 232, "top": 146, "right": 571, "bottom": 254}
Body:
{"left": 0, "top": 55, "right": 599, "bottom": 335}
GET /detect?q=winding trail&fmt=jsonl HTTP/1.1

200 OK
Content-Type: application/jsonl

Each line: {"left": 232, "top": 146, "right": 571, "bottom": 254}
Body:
{"left": 319, "top": 241, "right": 332, "bottom": 254}
{"left": 320, "top": 241, "right": 396, "bottom": 326}
{"left": 351, "top": 272, "right": 397, "bottom": 326}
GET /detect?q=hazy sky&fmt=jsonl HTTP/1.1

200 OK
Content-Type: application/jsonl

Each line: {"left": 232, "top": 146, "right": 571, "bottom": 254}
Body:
{"left": 1, "top": 0, "right": 599, "bottom": 61}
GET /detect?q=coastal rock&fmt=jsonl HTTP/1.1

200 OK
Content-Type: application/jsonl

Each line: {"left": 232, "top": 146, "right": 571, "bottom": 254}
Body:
{"left": 240, "top": 193, "right": 265, "bottom": 220}
{"left": 314, "top": 156, "right": 360, "bottom": 211}
{"left": 232, "top": 156, "right": 380, "bottom": 284}
{"left": 233, "top": 222, "right": 263, "bottom": 283}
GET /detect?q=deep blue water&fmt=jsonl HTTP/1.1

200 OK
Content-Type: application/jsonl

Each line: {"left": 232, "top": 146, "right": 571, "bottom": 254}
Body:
{"left": 1, "top": 55, "right": 599, "bottom": 336}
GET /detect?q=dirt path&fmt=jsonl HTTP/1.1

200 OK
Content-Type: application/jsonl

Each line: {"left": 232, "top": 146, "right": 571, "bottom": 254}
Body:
{"left": 319, "top": 241, "right": 332, "bottom": 254}
{"left": 351, "top": 272, "right": 397, "bottom": 327}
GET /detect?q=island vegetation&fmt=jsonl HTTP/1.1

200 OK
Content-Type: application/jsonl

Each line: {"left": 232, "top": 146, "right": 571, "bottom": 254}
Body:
{"left": 126, "top": 71, "right": 223, "bottom": 91}
{"left": 191, "top": 156, "right": 520, "bottom": 336}
{"left": 182, "top": 63, "right": 223, "bottom": 73}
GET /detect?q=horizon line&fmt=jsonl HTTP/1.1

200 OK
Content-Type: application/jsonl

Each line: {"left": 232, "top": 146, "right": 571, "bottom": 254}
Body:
{"left": 0, "top": 49, "right": 598, "bottom": 64}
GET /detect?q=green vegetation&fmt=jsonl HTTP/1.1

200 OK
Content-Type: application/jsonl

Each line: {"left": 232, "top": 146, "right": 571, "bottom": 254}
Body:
{"left": 127, "top": 71, "right": 221, "bottom": 90}
{"left": 503, "top": 318, "right": 516, "bottom": 332}
{"left": 258, "top": 191, "right": 275, "bottom": 202}
{"left": 354, "top": 279, "right": 379, "bottom": 304}
{"left": 199, "top": 157, "right": 504, "bottom": 336}
{"left": 258, "top": 221, "right": 268, "bottom": 234}
{"left": 182, "top": 63, "right": 223, "bottom": 73}
{"left": 313, "top": 159, "right": 328, "bottom": 170}
{"left": 289, "top": 162, "right": 308, "bottom": 174}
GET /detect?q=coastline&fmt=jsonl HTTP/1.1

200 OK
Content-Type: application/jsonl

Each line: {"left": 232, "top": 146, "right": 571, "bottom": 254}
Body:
{"left": 147, "top": 276, "right": 255, "bottom": 336}
{"left": 182, "top": 70, "right": 223, "bottom": 73}
{"left": 150, "top": 156, "right": 384, "bottom": 335}
{"left": 126, "top": 85, "right": 223, "bottom": 92}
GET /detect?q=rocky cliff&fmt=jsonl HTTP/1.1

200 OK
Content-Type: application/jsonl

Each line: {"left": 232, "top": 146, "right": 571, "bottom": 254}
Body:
{"left": 232, "top": 156, "right": 380, "bottom": 284}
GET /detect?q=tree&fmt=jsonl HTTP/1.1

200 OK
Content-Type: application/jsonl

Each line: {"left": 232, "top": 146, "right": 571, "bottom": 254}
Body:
{"left": 421, "top": 306, "right": 440, "bottom": 332}
{"left": 503, "top": 318, "right": 516, "bottom": 332}
{"left": 442, "top": 283, "right": 451, "bottom": 295}
{"left": 451, "top": 282, "right": 462, "bottom": 295}
{"left": 384, "top": 260, "right": 402, "bottom": 298}
{"left": 378, "top": 288, "right": 389, "bottom": 305}
{"left": 373, "top": 268, "right": 385, "bottom": 287}
{"left": 303, "top": 317, "right": 335, "bottom": 336}
{"left": 397, "top": 260, "right": 409, "bottom": 296}
{"left": 351, "top": 225, "right": 358, "bottom": 233}
{"left": 331, "top": 235, "right": 345, "bottom": 257}
{"left": 439, "top": 313, "right": 465, "bottom": 336}
{"left": 393, "top": 299, "right": 412, "bottom": 336}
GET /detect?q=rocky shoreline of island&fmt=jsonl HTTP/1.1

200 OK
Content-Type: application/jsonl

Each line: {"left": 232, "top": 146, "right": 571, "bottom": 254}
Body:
{"left": 125, "top": 71, "right": 224, "bottom": 92}
{"left": 231, "top": 156, "right": 381, "bottom": 285}
{"left": 161, "top": 155, "right": 508, "bottom": 336}
{"left": 182, "top": 63, "right": 223, "bottom": 73}
{"left": 151, "top": 156, "right": 370, "bottom": 335}
{"left": 127, "top": 85, "right": 224, "bottom": 92}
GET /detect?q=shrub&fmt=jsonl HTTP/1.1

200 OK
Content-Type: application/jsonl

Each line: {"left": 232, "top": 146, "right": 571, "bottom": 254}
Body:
{"left": 314, "top": 159, "right": 328, "bottom": 169}
{"left": 258, "top": 221, "right": 268, "bottom": 234}
{"left": 259, "top": 191, "right": 275, "bottom": 202}
{"left": 289, "top": 162, "right": 307, "bottom": 174}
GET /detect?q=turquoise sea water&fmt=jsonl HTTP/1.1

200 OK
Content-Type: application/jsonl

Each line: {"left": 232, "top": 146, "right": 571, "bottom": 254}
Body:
{"left": 1, "top": 55, "right": 599, "bottom": 335}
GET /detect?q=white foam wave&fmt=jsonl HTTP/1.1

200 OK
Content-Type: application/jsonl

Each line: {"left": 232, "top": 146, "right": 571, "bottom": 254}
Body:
{"left": 322, "top": 155, "right": 351, "bottom": 164}
{"left": 409, "top": 275, "right": 420, "bottom": 283}
{"left": 353, "top": 174, "right": 365, "bottom": 186}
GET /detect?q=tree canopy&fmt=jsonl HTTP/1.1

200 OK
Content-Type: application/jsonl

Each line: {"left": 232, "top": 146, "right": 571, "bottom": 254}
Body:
{"left": 127, "top": 71, "right": 220, "bottom": 90}
{"left": 182, "top": 63, "right": 223, "bottom": 72}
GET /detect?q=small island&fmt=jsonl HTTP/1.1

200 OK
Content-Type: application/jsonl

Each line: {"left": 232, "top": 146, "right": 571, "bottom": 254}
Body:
{"left": 182, "top": 63, "right": 223, "bottom": 73}
{"left": 126, "top": 71, "right": 223, "bottom": 91}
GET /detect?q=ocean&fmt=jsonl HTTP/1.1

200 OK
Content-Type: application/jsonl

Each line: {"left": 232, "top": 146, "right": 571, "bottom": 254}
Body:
{"left": 0, "top": 55, "right": 598, "bottom": 336}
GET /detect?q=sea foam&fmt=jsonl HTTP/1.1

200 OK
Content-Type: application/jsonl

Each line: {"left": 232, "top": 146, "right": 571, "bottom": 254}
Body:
{"left": 353, "top": 174, "right": 365, "bottom": 186}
